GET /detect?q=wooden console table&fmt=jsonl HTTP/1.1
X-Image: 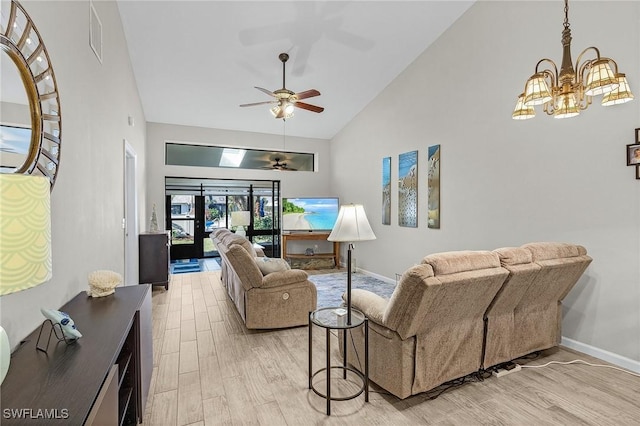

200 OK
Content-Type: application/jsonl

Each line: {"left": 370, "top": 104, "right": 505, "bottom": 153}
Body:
{"left": 282, "top": 232, "right": 340, "bottom": 268}
{"left": 0, "top": 285, "right": 152, "bottom": 425}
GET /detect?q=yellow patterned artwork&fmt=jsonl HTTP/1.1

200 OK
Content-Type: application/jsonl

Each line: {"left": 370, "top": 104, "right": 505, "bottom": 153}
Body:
{"left": 0, "top": 175, "right": 52, "bottom": 295}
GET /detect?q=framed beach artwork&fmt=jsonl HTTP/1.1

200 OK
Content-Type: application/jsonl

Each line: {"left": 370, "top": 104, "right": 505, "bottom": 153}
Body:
{"left": 398, "top": 150, "right": 418, "bottom": 228}
{"left": 427, "top": 144, "right": 440, "bottom": 229}
{"left": 382, "top": 157, "right": 391, "bottom": 225}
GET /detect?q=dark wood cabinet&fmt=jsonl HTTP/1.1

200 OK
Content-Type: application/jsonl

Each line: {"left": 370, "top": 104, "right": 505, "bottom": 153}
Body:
{"left": 0, "top": 285, "right": 153, "bottom": 425}
{"left": 139, "top": 232, "right": 170, "bottom": 290}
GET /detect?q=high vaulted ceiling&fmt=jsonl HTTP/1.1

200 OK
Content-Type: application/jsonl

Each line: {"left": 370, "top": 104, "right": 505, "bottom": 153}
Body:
{"left": 117, "top": 1, "right": 474, "bottom": 140}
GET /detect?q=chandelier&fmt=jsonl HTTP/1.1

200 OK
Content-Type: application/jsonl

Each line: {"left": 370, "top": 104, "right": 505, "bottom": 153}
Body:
{"left": 513, "top": 0, "right": 634, "bottom": 120}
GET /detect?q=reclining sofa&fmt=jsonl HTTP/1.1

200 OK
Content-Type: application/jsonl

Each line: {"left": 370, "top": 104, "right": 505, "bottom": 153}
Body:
{"left": 341, "top": 242, "right": 591, "bottom": 399}
{"left": 484, "top": 243, "right": 592, "bottom": 368}
{"left": 211, "top": 229, "right": 317, "bottom": 329}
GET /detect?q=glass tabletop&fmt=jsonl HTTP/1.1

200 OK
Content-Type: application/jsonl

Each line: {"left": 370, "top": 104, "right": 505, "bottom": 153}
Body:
{"left": 311, "top": 307, "right": 365, "bottom": 329}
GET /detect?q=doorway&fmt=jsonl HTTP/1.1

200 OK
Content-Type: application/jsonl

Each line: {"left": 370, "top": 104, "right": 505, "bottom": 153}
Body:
{"left": 165, "top": 178, "right": 281, "bottom": 261}
{"left": 124, "top": 140, "right": 138, "bottom": 285}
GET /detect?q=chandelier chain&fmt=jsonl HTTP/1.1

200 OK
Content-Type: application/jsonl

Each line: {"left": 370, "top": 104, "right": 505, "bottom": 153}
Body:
{"left": 563, "top": 0, "right": 569, "bottom": 29}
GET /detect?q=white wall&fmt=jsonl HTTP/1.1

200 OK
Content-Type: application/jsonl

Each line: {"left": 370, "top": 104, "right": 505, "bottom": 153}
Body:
{"left": 145, "top": 122, "right": 332, "bottom": 230}
{"left": 0, "top": 1, "right": 147, "bottom": 349}
{"left": 330, "top": 1, "right": 640, "bottom": 363}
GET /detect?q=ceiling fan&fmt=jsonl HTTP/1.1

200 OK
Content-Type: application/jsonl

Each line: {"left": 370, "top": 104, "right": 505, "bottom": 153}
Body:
{"left": 261, "top": 157, "right": 297, "bottom": 171}
{"left": 240, "top": 53, "right": 324, "bottom": 119}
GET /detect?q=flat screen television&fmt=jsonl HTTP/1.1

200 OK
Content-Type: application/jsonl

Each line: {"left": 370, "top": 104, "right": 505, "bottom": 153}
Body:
{"left": 282, "top": 197, "right": 339, "bottom": 232}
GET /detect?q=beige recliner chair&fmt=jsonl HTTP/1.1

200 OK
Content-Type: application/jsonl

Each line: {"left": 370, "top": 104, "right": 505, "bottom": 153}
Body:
{"left": 484, "top": 242, "right": 592, "bottom": 368}
{"left": 343, "top": 251, "right": 509, "bottom": 399}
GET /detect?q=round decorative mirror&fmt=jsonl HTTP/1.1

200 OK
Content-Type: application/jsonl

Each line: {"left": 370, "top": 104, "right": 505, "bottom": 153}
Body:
{"left": 0, "top": 0, "right": 62, "bottom": 189}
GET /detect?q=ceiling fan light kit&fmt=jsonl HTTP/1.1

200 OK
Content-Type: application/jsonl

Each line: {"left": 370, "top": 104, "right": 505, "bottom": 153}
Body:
{"left": 240, "top": 52, "right": 324, "bottom": 120}
{"left": 512, "top": 0, "right": 633, "bottom": 120}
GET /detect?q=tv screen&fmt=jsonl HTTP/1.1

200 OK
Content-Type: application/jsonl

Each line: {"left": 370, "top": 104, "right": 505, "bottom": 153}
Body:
{"left": 282, "top": 197, "right": 339, "bottom": 232}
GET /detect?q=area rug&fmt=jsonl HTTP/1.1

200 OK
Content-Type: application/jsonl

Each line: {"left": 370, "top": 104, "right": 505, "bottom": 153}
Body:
{"left": 171, "top": 259, "right": 202, "bottom": 274}
{"left": 307, "top": 272, "right": 396, "bottom": 309}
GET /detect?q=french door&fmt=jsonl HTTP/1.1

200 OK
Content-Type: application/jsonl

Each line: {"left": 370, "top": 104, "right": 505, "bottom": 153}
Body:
{"left": 165, "top": 178, "right": 281, "bottom": 260}
{"left": 166, "top": 195, "right": 205, "bottom": 260}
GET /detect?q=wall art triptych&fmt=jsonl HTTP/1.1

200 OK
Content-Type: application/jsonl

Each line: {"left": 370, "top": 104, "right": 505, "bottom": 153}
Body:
{"left": 382, "top": 145, "right": 440, "bottom": 228}
{"left": 382, "top": 157, "right": 391, "bottom": 225}
{"left": 427, "top": 144, "right": 441, "bottom": 229}
{"left": 398, "top": 150, "right": 418, "bottom": 228}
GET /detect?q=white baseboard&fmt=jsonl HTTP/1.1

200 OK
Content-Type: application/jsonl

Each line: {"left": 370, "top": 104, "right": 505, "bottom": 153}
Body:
{"left": 561, "top": 337, "right": 640, "bottom": 374}
{"left": 356, "top": 268, "right": 396, "bottom": 285}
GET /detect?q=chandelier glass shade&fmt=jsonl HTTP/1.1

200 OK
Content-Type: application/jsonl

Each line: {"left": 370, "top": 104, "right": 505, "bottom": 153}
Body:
{"left": 602, "top": 74, "right": 634, "bottom": 106}
{"left": 513, "top": 0, "right": 633, "bottom": 120}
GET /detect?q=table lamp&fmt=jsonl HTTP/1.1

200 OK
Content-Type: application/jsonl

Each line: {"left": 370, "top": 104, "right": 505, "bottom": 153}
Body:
{"left": 231, "top": 210, "right": 251, "bottom": 237}
{"left": 0, "top": 174, "right": 52, "bottom": 384}
{"left": 328, "top": 204, "right": 376, "bottom": 325}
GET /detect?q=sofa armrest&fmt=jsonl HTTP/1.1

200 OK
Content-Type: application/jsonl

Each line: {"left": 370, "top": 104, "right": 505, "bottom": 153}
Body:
{"left": 254, "top": 247, "right": 266, "bottom": 257}
{"left": 261, "top": 269, "right": 309, "bottom": 288}
{"left": 349, "top": 289, "right": 389, "bottom": 327}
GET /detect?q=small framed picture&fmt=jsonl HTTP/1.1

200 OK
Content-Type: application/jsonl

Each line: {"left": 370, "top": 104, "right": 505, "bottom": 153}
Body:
{"left": 636, "top": 128, "right": 640, "bottom": 143}
{"left": 627, "top": 143, "right": 640, "bottom": 166}
{"left": 636, "top": 165, "right": 640, "bottom": 180}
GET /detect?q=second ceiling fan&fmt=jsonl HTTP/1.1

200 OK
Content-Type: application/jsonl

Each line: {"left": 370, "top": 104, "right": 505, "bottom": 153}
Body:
{"left": 240, "top": 53, "right": 324, "bottom": 119}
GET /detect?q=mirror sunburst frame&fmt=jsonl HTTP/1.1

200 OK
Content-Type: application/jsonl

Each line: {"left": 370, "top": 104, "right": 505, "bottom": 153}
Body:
{"left": 1, "top": 0, "right": 62, "bottom": 189}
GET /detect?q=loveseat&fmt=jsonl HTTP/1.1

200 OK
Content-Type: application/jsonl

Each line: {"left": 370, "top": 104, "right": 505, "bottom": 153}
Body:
{"left": 211, "top": 229, "right": 317, "bottom": 329}
{"left": 341, "top": 242, "right": 591, "bottom": 399}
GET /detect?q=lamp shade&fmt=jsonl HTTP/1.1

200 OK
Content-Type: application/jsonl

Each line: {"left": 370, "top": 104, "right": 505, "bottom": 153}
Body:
{"left": 554, "top": 93, "right": 580, "bottom": 119}
{"left": 231, "top": 210, "right": 251, "bottom": 227}
{"left": 327, "top": 204, "right": 376, "bottom": 242}
{"left": 523, "top": 73, "right": 552, "bottom": 106}
{"left": 584, "top": 59, "right": 618, "bottom": 96}
{"left": 0, "top": 174, "right": 52, "bottom": 295}
{"left": 602, "top": 74, "right": 634, "bottom": 106}
{"left": 512, "top": 94, "right": 535, "bottom": 120}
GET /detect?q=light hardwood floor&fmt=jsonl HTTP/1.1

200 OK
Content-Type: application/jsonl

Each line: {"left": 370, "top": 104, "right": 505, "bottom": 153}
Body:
{"left": 143, "top": 270, "right": 640, "bottom": 425}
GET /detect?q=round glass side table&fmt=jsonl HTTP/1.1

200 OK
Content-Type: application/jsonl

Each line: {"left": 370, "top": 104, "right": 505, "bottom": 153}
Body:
{"left": 308, "top": 307, "right": 369, "bottom": 415}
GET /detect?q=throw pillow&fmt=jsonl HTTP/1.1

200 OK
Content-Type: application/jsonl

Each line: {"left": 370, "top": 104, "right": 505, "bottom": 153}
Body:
{"left": 255, "top": 257, "right": 291, "bottom": 275}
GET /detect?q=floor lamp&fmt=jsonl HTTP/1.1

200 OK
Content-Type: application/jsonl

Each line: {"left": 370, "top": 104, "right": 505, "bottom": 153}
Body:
{"left": 328, "top": 204, "right": 376, "bottom": 325}
{"left": 231, "top": 211, "right": 251, "bottom": 237}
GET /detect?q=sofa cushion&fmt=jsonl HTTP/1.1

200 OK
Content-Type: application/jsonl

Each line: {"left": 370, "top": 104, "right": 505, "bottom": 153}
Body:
{"left": 494, "top": 247, "right": 533, "bottom": 266}
{"left": 255, "top": 257, "right": 291, "bottom": 275}
{"left": 521, "top": 242, "right": 587, "bottom": 261}
{"left": 223, "top": 233, "right": 256, "bottom": 257}
{"left": 422, "top": 250, "right": 500, "bottom": 275}
{"left": 261, "top": 269, "right": 309, "bottom": 288}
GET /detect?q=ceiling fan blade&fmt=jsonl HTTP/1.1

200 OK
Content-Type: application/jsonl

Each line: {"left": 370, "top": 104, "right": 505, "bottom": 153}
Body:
{"left": 295, "top": 89, "right": 320, "bottom": 100}
{"left": 295, "top": 102, "right": 324, "bottom": 113}
{"left": 255, "top": 86, "right": 276, "bottom": 97}
{"left": 274, "top": 164, "right": 297, "bottom": 171}
{"left": 240, "top": 100, "right": 277, "bottom": 107}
